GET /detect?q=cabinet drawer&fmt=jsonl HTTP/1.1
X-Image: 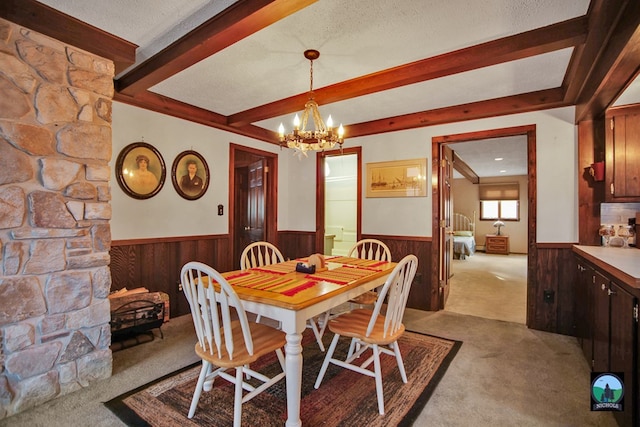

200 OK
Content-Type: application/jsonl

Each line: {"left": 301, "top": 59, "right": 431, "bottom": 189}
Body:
{"left": 488, "top": 242, "right": 507, "bottom": 250}
{"left": 485, "top": 235, "right": 509, "bottom": 254}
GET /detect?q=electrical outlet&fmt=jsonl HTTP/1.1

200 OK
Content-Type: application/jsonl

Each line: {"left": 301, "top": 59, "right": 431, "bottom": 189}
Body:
{"left": 178, "top": 283, "right": 183, "bottom": 292}
{"left": 543, "top": 289, "right": 554, "bottom": 303}
{"left": 217, "top": 204, "right": 223, "bottom": 215}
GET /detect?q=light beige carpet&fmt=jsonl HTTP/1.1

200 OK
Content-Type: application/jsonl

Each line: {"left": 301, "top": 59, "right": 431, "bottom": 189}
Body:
{"left": 445, "top": 252, "right": 527, "bottom": 324}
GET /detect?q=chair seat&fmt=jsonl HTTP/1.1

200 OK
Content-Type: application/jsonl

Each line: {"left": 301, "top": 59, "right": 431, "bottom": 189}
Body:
{"left": 328, "top": 309, "right": 405, "bottom": 346}
{"left": 195, "top": 320, "right": 286, "bottom": 368}
{"left": 349, "top": 291, "right": 378, "bottom": 306}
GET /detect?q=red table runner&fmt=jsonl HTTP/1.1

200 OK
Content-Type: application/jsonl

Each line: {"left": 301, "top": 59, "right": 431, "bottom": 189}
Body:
{"left": 305, "top": 266, "right": 378, "bottom": 284}
{"left": 327, "top": 256, "right": 390, "bottom": 270}
{"left": 222, "top": 271, "right": 316, "bottom": 296}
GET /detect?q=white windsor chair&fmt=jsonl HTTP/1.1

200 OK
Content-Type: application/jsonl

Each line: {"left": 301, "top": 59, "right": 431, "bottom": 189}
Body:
{"left": 180, "top": 261, "right": 286, "bottom": 427}
{"left": 314, "top": 254, "right": 418, "bottom": 415}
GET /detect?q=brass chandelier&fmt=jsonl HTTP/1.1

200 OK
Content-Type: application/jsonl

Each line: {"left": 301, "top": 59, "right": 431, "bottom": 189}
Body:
{"left": 278, "top": 49, "right": 344, "bottom": 155}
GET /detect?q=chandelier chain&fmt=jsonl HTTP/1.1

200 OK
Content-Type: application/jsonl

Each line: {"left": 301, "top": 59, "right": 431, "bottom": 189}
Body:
{"left": 309, "top": 59, "right": 314, "bottom": 93}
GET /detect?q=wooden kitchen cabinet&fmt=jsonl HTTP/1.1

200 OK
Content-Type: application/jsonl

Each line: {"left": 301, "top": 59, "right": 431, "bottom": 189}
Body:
{"left": 609, "top": 280, "right": 637, "bottom": 427}
{"left": 575, "top": 261, "right": 594, "bottom": 361}
{"left": 574, "top": 254, "right": 638, "bottom": 427}
{"left": 605, "top": 104, "right": 640, "bottom": 202}
{"left": 485, "top": 234, "right": 509, "bottom": 254}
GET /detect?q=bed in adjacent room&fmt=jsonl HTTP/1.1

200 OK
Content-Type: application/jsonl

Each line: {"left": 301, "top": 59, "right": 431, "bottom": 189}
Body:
{"left": 453, "top": 212, "right": 476, "bottom": 260}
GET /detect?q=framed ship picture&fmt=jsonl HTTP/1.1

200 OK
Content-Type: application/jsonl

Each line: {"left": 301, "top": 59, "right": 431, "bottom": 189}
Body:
{"left": 366, "top": 158, "right": 427, "bottom": 198}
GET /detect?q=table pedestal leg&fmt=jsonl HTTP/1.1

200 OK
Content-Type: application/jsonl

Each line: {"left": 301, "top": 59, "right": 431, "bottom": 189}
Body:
{"left": 285, "top": 331, "right": 303, "bottom": 427}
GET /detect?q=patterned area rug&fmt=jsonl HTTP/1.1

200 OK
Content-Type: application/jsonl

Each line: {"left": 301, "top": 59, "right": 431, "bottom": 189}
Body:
{"left": 105, "top": 330, "right": 461, "bottom": 426}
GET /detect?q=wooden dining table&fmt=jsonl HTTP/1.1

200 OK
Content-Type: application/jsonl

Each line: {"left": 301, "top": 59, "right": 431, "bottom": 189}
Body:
{"left": 217, "top": 255, "right": 397, "bottom": 427}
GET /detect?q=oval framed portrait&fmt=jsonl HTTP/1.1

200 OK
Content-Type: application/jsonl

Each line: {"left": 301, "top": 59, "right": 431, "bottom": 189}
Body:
{"left": 115, "top": 142, "right": 166, "bottom": 199}
{"left": 172, "top": 150, "right": 210, "bottom": 200}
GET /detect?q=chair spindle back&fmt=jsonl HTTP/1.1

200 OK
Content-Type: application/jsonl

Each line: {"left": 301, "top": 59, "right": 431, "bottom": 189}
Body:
{"left": 181, "top": 261, "right": 253, "bottom": 360}
{"left": 348, "top": 239, "right": 392, "bottom": 262}
{"left": 367, "top": 254, "right": 418, "bottom": 339}
{"left": 240, "top": 241, "right": 285, "bottom": 270}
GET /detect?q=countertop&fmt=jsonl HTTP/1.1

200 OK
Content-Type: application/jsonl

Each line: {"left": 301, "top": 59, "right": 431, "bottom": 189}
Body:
{"left": 573, "top": 245, "right": 640, "bottom": 289}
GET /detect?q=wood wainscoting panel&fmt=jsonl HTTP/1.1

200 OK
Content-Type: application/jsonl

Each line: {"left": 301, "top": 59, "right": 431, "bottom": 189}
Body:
{"left": 278, "top": 231, "right": 316, "bottom": 261}
{"left": 530, "top": 244, "right": 578, "bottom": 335}
{"left": 361, "top": 234, "right": 434, "bottom": 311}
{"left": 110, "top": 235, "right": 231, "bottom": 318}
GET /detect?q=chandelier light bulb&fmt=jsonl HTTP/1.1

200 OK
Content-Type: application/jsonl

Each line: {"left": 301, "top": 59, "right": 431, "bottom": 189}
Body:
{"left": 338, "top": 124, "right": 344, "bottom": 138}
{"left": 326, "top": 115, "right": 333, "bottom": 129}
{"left": 278, "top": 123, "right": 285, "bottom": 139}
{"left": 293, "top": 114, "right": 300, "bottom": 130}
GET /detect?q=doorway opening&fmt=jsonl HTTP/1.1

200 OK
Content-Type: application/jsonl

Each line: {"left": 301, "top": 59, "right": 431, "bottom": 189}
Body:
{"left": 315, "top": 147, "right": 362, "bottom": 255}
{"left": 432, "top": 125, "right": 536, "bottom": 326}
{"left": 324, "top": 154, "right": 358, "bottom": 255}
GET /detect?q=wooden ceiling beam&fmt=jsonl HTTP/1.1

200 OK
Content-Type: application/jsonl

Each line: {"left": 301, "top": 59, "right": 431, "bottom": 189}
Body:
{"left": 114, "top": 91, "right": 280, "bottom": 145}
{"left": 562, "top": 0, "right": 625, "bottom": 104}
{"left": 452, "top": 151, "right": 480, "bottom": 184}
{"left": 574, "top": 0, "right": 640, "bottom": 121}
{"left": 115, "top": 0, "right": 317, "bottom": 96}
{"left": 227, "top": 16, "right": 587, "bottom": 127}
{"left": 0, "top": 0, "right": 136, "bottom": 74}
{"left": 113, "top": 88, "right": 568, "bottom": 143}
{"left": 114, "top": 87, "right": 569, "bottom": 145}
{"left": 345, "top": 88, "right": 569, "bottom": 138}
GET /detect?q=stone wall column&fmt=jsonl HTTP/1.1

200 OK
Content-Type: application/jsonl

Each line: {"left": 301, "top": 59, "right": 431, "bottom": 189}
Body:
{"left": 0, "top": 17, "right": 113, "bottom": 419}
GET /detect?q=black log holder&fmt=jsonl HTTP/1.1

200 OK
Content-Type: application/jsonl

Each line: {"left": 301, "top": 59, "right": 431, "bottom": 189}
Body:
{"left": 110, "top": 299, "right": 165, "bottom": 351}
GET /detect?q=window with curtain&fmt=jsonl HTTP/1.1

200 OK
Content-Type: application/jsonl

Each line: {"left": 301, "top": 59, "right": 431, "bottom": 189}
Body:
{"left": 479, "top": 182, "right": 520, "bottom": 220}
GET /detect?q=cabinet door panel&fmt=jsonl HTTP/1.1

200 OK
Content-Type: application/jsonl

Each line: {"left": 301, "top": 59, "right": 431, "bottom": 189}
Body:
{"left": 575, "top": 262, "right": 594, "bottom": 362}
{"left": 606, "top": 105, "right": 640, "bottom": 202}
{"left": 610, "top": 281, "right": 636, "bottom": 427}
{"left": 593, "top": 271, "right": 610, "bottom": 372}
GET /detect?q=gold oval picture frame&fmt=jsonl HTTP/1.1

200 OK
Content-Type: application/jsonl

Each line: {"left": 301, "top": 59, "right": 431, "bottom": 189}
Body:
{"left": 171, "top": 150, "right": 210, "bottom": 200}
{"left": 115, "top": 142, "right": 166, "bottom": 199}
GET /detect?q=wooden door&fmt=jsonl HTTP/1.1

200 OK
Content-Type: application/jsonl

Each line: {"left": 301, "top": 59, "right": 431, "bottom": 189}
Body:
{"left": 230, "top": 145, "right": 277, "bottom": 269}
{"left": 234, "top": 167, "right": 251, "bottom": 266}
{"left": 439, "top": 145, "right": 453, "bottom": 308}
{"left": 234, "top": 159, "right": 266, "bottom": 264}
{"left": 247, "top": 159, "right": 266, "bottom": 243}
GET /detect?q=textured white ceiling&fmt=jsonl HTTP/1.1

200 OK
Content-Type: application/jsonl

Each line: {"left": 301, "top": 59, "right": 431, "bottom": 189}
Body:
{"left": 452, "top": 136, "right": 529, "bottom": 178}
{"left": 149, "top": 0, "right": 589, "bottom": 119}
{"left": 35, "top": 0, "right": 637, "bottom": 178}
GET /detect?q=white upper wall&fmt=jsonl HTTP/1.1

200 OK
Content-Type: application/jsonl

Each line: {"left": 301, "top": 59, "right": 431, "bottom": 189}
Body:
{"left": 111, "top": 103, "right": 578, "bottom": 243}
{"left": 281, "top": 106, "right": 577, "bottom": 242}
{"left": 111, "top": 102, "right": 280, "bottom": 240}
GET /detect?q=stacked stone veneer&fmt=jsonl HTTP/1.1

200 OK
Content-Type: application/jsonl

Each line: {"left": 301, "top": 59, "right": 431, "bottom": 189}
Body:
{"left": 0, "top": 18, "right": 114, "bottom": 419}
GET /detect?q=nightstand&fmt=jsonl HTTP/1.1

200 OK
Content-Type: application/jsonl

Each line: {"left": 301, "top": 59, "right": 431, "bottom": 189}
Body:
{"left": 485, "top": 234, "right": 509, "bottom": 255}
